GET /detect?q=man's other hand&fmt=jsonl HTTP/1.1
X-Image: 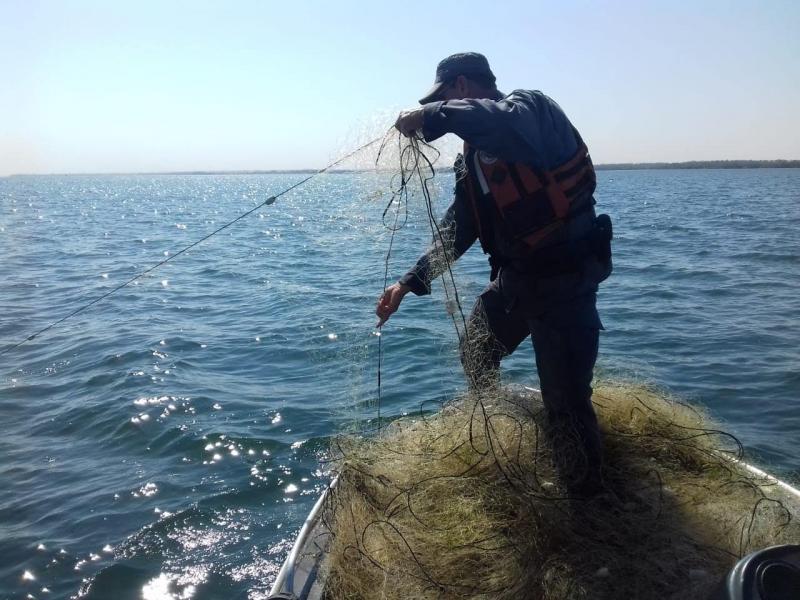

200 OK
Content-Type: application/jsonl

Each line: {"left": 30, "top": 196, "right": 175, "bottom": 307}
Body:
{"left": 376, "top": 282, "right": 411, "bottom": 327}
{"left": 394, "top": 109, "right": 425, "bottom": 138}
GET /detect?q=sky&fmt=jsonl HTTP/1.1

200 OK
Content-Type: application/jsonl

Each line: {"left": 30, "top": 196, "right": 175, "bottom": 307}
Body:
{"left": 1, "top": 0, "right": 799, "bottom": 175}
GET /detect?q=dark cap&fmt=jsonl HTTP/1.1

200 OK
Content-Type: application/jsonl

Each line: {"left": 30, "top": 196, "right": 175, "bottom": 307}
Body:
{"left": 418, "top": 52, "right": 496, "bottom": 104}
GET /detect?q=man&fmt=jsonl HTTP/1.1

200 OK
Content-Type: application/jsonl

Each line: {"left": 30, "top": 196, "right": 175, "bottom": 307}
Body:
{"left": 375, "top": 52, "right": 612, "bottom": 495}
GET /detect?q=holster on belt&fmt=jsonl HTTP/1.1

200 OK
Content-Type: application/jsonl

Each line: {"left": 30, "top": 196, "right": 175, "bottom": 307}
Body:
{"left": 496, "top": 214, "right": 613, "bottom": 279}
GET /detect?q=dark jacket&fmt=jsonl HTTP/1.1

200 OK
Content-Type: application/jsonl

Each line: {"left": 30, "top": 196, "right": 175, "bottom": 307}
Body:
{"left": 399, "top": 90, "right": 608, "bottom": 328}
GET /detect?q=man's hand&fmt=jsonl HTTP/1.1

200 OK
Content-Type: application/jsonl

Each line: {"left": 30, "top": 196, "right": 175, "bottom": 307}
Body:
{"left": 394, "top": 109, "right": 425, "bottom": 138}
{"left": 376, "top": 282, "right": 411, "bottom": 327}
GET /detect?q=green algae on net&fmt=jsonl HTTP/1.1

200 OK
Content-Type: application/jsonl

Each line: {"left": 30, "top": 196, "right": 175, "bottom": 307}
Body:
{"left": 317, "top": 383, "right": 800, "bottom": 600}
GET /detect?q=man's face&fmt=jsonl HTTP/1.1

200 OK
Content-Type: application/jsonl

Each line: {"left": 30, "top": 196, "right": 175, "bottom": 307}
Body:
{"left": 437, "top": 76, "right": 471, "bottom": 102}
{"left": 440, "top": 85, "right": 463, "bottom": 102}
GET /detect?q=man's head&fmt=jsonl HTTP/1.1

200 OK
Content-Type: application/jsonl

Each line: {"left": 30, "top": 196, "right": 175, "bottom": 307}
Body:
{"left": 419, "top": 52, "right": 500, "bottom": 104}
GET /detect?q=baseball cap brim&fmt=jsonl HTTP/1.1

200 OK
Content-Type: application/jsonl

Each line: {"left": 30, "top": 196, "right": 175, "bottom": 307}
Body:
{"left": 419, "top": 80, "right": 450, "bottom": 105}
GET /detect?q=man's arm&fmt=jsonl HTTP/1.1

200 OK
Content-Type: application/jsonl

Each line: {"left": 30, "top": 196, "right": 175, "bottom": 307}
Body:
{"left": 376, "top": 182, "right": 478, "bottom": 326}
{"left": 419, "top": 90, "right": 579, "bottom": 168}
{"left": 398, "top": 190, "right": 477, "bottom": 295}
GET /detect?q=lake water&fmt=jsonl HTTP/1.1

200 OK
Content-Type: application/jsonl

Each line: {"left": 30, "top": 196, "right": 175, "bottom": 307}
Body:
{"left": 1, "top": 168, "right": 798, "bottom": 599}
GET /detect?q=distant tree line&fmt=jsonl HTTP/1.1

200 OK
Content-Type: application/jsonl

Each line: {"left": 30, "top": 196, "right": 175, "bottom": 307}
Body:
{"left": 595, "top": 159, "right": 800, "bottom": 170}
{"left": 10, "top": 160, "right": 799, "bottom": 178}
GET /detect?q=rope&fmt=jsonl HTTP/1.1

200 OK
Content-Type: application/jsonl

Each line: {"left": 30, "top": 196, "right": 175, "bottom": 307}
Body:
{"left": 373, "top": 130, "right": 469, "bottom": 432}
{"left": 0, "top": 137, "right": 383, "bottom": 358}
{"left": 376, "top": 129, "right": 410, "bottom": 434}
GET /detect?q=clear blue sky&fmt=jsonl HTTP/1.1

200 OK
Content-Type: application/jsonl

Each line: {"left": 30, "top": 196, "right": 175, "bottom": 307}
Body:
{"left": 1, "top": 0, "right": 798, "bottom": 175}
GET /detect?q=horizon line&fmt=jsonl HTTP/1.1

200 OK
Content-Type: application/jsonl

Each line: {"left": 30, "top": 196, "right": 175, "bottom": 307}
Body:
{"left": 3, "top": 158, "right": 800, "bottom": 178}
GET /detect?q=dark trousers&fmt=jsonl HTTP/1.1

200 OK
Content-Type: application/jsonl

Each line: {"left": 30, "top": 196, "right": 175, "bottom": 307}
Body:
{"left": 460, "top": 280, "right": 603, "bottom": 492}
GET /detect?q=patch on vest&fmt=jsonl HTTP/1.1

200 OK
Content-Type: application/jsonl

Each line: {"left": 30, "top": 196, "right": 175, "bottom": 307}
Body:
{"left": 478, "top": 151, "right": 498, "bottom": 165}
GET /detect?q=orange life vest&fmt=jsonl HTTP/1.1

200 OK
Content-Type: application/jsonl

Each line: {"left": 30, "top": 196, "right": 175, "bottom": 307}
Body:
{"left": 463, "top": 134, "right": 597, "bottom": 256}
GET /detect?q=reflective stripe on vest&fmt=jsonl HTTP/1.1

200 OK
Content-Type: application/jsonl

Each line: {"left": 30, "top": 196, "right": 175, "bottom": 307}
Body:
{"left": 464, "top": 139, "right": 596, "bottom": 254}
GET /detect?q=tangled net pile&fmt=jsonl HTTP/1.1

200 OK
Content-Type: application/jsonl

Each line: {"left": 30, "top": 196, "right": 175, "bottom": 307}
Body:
{"left": 322, "top": 383, "right": 798, "bottom": 599}
{"left": 317, "top": 134, "right": 798, "bottom": 599}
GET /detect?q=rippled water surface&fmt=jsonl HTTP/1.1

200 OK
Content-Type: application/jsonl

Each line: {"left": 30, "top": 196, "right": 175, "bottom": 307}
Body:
{"left": 1, "top": 169, "right": 798, "bottom": 599}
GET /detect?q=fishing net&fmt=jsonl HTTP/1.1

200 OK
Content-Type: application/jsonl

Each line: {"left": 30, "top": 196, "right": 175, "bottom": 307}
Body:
{"left": 314, "top": 133, "right": 798, "bottom": 599}
{"left": 321, "top": 382, "right": 799, "bottom": 599}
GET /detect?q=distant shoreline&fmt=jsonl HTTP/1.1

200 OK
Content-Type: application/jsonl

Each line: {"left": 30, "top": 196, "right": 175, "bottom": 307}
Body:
{"left": 594, "top": 159, "right": 800, "bottom": 170}
{"left": 5, "top": 159, "right": 799, "bottom": 177}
